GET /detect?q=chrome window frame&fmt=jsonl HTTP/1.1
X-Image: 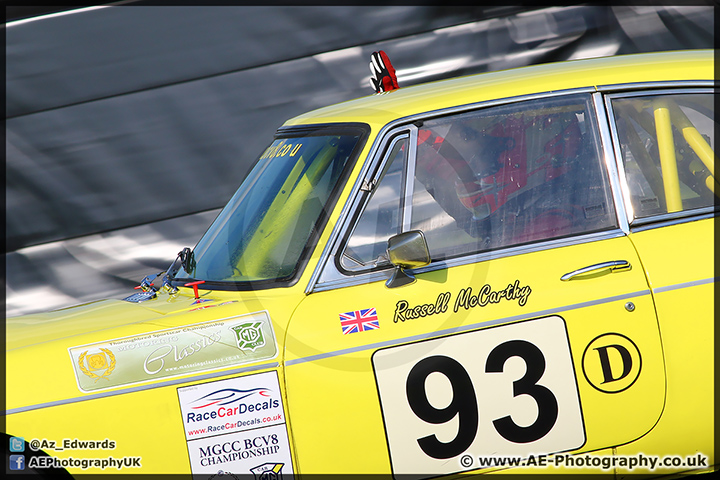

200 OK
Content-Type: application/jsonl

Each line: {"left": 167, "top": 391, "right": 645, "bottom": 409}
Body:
{"left": 336, "top": 130, "right": 413, "bottom": 274}
{"left": 593, "top": 92, "right": 632, "bottom": 235}
{"left": 402, "top": 129, "right": 419, "bottom": 232}
{"left": 306, "top": 87, "right": 629, "bottom": 294}
{"left": 601, "top": 84, "right": 716, "bottom": 230}
{"left": 304, "top": 125, "right": 414, "bottom": 292}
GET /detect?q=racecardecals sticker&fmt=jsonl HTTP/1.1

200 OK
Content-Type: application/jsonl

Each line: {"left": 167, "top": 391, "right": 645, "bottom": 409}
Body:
{"left": 68, "top": 311, "right": 277, "bottom": 392}
{"left": 372, "top": 315, "right": 584, "bottom": 477}
{"left": 177, "top": 371, "right": 293, "bottom": 476}
{"left": 581, "top": 333, "right": 642, "bottom": 393}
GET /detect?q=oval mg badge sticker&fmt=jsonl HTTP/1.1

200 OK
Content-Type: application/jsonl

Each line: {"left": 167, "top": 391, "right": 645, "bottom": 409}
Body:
{"left": 231, "top": 322, "right": 266, "bottom": 351}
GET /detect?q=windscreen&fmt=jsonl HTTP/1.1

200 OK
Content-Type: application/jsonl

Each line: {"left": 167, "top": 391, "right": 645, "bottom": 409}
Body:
{"left": 174, "top": 125, "right": 367, "bottom": 287}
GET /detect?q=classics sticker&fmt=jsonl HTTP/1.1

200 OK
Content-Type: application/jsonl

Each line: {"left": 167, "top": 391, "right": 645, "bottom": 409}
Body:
{"left": 68, "top": 312, "right": 277, "bottom": 392}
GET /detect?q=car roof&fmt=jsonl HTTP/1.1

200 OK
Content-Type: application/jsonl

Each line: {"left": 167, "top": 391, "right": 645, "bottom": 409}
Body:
{"left": 283, "top": 49, "right": 713, "bottom": 129}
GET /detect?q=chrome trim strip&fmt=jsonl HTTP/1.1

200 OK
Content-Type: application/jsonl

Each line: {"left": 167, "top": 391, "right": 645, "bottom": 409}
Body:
{"left": 305, "top": 87, "right": 599, "bottom": 294}
{"left": 603, "top": 87, "right": 715, "bottom": 101}
{"left": 594, "top": 92, "right": 631, "bottom": 234}
{"left": 630, "top": 209, "right": 717, "bottom": 231}
{"left": 313, "top": 269, "right": 393, "bottom": 293}
{"left": 596, "top": 81, "right": 714, "bottom": 92}
{"left": 285, "top": 290, "right": 652, "bottom": 367}
{"left": 5, "top": 361, "right": 280, "bottom": 415}
{"left": 654, "top": 277, "right": 716, "bottom": 294}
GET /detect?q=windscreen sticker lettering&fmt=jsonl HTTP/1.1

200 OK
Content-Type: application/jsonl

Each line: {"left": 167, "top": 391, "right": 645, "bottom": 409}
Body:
{"left": 177, "top": 371, "right": 294, "bottom": 476}
{"left": 260, "top": 141, "right": 302, "bottom": 160}
{"left": 68, "top": 312, "right": 277, "bottom": 392}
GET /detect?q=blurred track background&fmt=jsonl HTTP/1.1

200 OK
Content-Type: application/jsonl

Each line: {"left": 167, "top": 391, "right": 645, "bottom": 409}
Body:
{"left": 4, "top": 3, "right": 715, "bottom": 317}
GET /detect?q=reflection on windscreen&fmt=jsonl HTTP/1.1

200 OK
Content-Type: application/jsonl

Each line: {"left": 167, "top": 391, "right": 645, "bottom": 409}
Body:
{"left": 176, "top": 129, "right": 364, "bottom": 284}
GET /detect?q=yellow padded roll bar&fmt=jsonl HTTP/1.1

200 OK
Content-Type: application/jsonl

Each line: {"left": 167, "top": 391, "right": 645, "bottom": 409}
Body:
{"left": 235, "top": 141, "right": 338, "bottom": 278}
{"left": 665, "top": 99, "right": 715, "bottom": 179}
{"left": 653, "top": 100, "right": 683, "bottom": 212}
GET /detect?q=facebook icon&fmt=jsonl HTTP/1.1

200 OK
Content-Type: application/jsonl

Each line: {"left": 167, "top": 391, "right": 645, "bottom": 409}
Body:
{"left": 9, "top": 454, "right": 25, "bottom": 470}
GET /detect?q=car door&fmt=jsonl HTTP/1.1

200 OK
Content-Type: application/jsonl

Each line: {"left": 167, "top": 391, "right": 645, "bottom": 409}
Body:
{"left": 283, "top": 91, "right": 665, "bottom": 476}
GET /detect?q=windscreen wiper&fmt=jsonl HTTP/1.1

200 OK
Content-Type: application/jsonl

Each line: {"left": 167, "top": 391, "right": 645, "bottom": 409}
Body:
{"left": 161, "top": 247, "right": 194, "bottom": 293}
{"left": 123, "top": 247, "right": 193, "bottom": 302}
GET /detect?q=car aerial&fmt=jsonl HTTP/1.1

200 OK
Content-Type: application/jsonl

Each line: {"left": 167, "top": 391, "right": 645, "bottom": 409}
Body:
{"left": 5, "top": 49, "right": 715, "bottom": 478}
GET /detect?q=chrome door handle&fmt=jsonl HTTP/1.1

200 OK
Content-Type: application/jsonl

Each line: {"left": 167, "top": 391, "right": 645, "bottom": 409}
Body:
{"left": 560, "top": 260, "right": 631, "bottom": 281}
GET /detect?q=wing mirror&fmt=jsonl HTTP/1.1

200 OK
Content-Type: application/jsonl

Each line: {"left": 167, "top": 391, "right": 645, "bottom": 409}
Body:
{"left": 385, "top": 230, "right": 430, "bottom": 288}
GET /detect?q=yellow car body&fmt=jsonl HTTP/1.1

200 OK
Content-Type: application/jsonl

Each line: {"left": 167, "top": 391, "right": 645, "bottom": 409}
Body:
{"left": 5, "top": 50, "right": 715, "bottom": 478}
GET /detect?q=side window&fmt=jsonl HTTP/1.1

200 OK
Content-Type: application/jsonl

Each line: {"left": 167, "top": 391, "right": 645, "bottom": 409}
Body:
{"left": 609, "top": 92, "right": 716, "bottom": 220}
{"left": 412, "top": 94, "right": 617, "bottom": 261}
{"left": 337, "top": 94, "right": 619, "bottom": 274}
{"left": 340, "top": 136, "right": 407, "bottom": 270}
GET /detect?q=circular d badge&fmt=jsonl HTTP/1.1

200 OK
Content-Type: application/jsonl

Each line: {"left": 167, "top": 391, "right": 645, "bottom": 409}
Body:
{"left": 581, "top": 333, "right": 641, "bottom": 393}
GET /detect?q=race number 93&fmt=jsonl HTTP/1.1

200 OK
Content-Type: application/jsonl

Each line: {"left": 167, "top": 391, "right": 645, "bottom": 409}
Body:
{"left": 372, "top": 316, "right": 585, "bottom": 476}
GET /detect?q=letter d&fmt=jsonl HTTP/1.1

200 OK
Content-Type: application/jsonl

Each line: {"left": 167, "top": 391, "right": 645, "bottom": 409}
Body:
{"left": 595, "top": 344, "right": 632, "bottom": 384}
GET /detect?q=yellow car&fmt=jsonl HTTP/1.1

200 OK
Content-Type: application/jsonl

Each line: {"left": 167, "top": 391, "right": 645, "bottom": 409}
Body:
{"left": 5, "top": 49, "right": 715, "bottom": 478}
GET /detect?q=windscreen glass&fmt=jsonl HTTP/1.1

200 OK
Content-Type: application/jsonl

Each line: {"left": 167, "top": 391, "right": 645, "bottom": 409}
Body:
{"left": 174, "top": 126, "right": 366, "bottom": 286}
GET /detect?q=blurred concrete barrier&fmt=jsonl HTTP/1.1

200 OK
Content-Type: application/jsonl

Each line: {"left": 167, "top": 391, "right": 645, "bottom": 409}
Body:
{"left": 4, "top": 5, "right": 714, "bottom": 317}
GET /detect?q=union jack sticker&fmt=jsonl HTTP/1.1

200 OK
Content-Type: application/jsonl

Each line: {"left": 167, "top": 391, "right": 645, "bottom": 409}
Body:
{"left": 339, "top": 308, "right": 380, "bottom": 334}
